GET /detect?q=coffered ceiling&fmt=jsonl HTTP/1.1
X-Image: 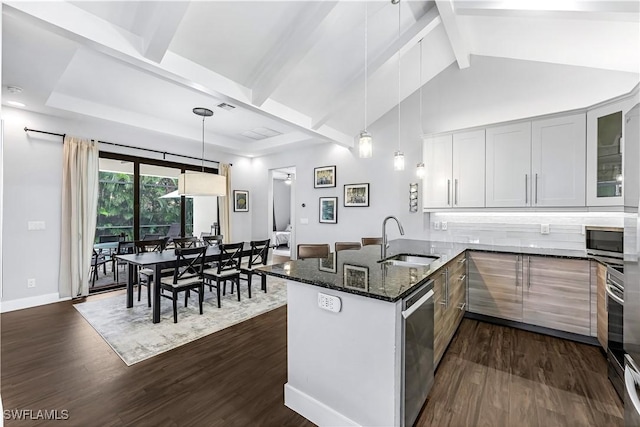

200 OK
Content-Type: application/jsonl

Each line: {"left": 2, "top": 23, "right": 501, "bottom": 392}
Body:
{"left": 2, "top": 1, "right": 638, "bottom": 157}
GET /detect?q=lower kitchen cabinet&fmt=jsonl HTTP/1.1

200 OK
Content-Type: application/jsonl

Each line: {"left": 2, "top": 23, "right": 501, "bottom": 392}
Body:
{"left": 596, "top": 261, "right": 608, "bottom": 350}
{"left": 522, "top": 256, "right": 591, "bottom": 335}
{"left": 468, "top": 251, "right": 522, "bottom": 322}
{"left": 434, "top": 253, "right": 467, "bottom": 367}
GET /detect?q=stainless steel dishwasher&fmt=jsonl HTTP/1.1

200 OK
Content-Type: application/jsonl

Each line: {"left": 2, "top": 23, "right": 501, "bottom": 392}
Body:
{"left": 402, "top": 279, "right": 435, "bottom": 427}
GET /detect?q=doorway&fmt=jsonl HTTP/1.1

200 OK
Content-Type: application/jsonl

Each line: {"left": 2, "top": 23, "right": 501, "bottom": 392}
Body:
{"left": 269, "top": 167, "right": 296, "bottom": 262}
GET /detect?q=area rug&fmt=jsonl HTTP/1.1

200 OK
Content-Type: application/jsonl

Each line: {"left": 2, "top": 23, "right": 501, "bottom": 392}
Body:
{"left": 74, "top": 277, "right": 288, "bottom": 366}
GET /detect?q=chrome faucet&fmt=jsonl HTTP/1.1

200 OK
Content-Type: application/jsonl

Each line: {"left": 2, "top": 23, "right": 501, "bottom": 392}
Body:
{"left": 382, "top": 215, "right": 405, "bottom": 259}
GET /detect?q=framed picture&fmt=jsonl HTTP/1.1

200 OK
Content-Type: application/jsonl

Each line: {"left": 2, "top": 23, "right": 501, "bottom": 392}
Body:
{"left": 319, "top": 197, "right": 338, "bottom": 224}
{"left": 314, "top": 165, "right": 336, "bottom": 188}
{"left": 233, "top": 190, "right": 249, "bottom": 212}
{"left": 343, "top": 264, "right": 369, "bottom": 291}
{"left": 318, "top": 252, "right": 337, "bottom": 273}
{"left": 344, "top": 183, "right": 370, "bottom": 207}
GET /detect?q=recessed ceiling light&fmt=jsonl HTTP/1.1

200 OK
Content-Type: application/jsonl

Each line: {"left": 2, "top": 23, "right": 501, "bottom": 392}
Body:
{"left": 7, "top": 101, "right": 26, "bottom": 108}
{"left": 6, "top": 85, "right": 23, "bottom": 94}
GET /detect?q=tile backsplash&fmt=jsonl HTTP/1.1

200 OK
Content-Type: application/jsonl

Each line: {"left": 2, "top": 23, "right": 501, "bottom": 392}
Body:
{"left": 426, "top": 212, "right": 625, "bottom": 250}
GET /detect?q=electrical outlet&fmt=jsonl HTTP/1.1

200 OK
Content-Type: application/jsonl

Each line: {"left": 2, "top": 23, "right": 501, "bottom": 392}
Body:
{"left": 441, "top": 221, "right": 448, "bottom": 231}
{"left": 541, "top": 224, "right": 550, "bottom": 235}
{"left": 27, "top": 278, "right": 36, "bottom": 288}
{"left": 318, "top": 293, "right": 341, "bottom": 313}
{"left": 434, "top": 221, "right": 441, "bottom": 230}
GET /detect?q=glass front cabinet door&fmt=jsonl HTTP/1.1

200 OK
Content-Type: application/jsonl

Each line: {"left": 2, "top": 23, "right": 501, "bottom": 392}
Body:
{"left": 587, "top": 96, "right": 637, "bottom": 207}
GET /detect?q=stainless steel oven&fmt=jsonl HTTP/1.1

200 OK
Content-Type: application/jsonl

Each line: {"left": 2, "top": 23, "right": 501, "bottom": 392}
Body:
{"left": 607, "top": 264, "right": 625, "bottom": 400}
{"left": 586, "top": 226, "right": 624, "bottom": 260}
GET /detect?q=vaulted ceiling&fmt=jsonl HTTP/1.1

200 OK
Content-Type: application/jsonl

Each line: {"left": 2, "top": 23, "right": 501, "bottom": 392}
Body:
{"left": 2, "top": 1, "right": 639, "bottom": 157}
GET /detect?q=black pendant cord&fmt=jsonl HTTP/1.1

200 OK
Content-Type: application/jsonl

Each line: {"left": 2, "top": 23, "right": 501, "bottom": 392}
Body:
{"left": 23, "top": 127, "right": 230, "bottom": 166}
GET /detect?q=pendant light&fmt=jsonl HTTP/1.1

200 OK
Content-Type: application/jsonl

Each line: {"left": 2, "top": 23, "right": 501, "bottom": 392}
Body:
{"left": 284, "top": 174, "right": 292, "bottom": 185}
{"left": 393, "top": 0, "right": 405, "bottom": 171}
{"left": 178, "top": 107, "right": 227, "bottom": 197}
{"left": 358, "top": 3, "right": 373, "bottom": 158}
{"left": 416, "top": 38, "right": 425, "bottom": 179}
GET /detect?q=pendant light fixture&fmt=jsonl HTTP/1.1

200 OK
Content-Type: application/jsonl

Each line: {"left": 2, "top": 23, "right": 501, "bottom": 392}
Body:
{"left": 416, "top": 38, "right": 425, "bottom": 179}
{"left": 393, "top": 0, "right": 405, "bottom": 171}
{"left": 358, "top": 2, "right": 373, "bottom": 158}
{"left": 178, "top": 107, "right": 227, "bottom": 197}
{"left": 284, "top": 173, "right": 292, "bottom": 185}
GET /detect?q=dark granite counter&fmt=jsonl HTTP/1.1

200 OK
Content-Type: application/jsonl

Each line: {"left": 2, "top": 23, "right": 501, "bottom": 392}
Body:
{"left": 259, "top": 239, "right": 590, "bottom": 303}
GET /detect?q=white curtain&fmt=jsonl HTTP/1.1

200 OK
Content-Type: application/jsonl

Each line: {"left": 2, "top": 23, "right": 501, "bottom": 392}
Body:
{"left": 59, "top": 136, "right": 99, "bottom": 298}
{"left": 219, "top": 163, "right": 232, "bottom": 243}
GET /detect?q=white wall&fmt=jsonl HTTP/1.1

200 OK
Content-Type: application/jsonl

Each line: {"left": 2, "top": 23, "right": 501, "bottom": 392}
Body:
{"left": 1, "top": 107, "right": 252, "bottom": 308}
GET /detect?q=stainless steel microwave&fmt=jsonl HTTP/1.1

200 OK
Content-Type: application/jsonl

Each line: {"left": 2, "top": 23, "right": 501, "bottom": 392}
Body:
{"left": 585, "top": 226, "right": 623, "bottom": 259}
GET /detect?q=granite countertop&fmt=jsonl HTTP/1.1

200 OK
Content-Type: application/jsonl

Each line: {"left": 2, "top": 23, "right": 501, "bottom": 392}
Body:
{"left": 259, "top": 239, "right": 590, "bottom": 303}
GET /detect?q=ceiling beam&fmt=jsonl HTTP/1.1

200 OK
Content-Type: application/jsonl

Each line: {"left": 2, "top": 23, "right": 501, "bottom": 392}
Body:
{"left": 434, "top": 0, "right": 470, "bottom": 69}
{"left": 311, "top": 6, "right": 441, "bottom": 130}
{"left": 248, "top": 1, "right": 339, "bottom": 107}
{"left": 135, "top": 2, "right": 190, "bottom": 63}
{"left": 3, "top": 1, "right": 353, "bottom": 149}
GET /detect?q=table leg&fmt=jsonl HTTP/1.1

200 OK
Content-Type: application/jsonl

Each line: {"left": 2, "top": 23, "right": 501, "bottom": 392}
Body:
{"left": 126, "top": 263, "right": 134, "bottom": 308}
{"left": 153, "top": 264, "right": 162, "bottom": 323}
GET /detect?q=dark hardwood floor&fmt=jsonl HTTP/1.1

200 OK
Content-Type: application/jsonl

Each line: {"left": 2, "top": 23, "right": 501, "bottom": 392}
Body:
{"left": 420, "top": 319, "right": 623, "bottom": 427}
{"left": 2, "top": 300, "right": 623, "bottom": 426}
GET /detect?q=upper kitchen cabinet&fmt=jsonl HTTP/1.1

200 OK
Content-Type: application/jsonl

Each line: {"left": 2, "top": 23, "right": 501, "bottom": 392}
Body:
{"left": 587, "top": 95, "right": 637, "bottom": 207}
{"left": 486, "top": 122, "right": 532, "bottom": 207}
{"left": 423, "top": 130, "right": 485, "bottom": 209}
{"left": 531, "top": 113, "right": 586, "bottom": 207}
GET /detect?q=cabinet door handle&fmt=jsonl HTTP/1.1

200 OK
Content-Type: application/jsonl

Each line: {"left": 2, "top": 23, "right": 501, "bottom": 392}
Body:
{"left": 458, "top": 257, "right": 466, "bottom": 264}
{"left": 459, "top": 274, "right": 466, "bottom": 282}
{"left": 527, "top": 256, "right": 531, "bottom": 289}
{"left": 454, "top": 179, "right": 459, "bottom": 206}
{"left": 515, "top": 255, "right": 520, "bottom": 288}
{"left": 447, "top": 179, "right": 451, "bottom": 206}
{"left": 525, "top": 175, "right": 528, "bottom": 205}
{"left": 445, "top": 268, "right": 450, "bottom": 308}
{"left": 458, "top": 302, "right": 466, "bottom": 311}
{"left": 535, "top": 173, "right": 538, "bottom": 205}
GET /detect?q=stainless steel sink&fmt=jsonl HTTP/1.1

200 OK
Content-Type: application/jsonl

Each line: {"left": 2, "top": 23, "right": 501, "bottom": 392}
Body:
{"left": 380, "top": 254, "right": 439, "bottom": 267}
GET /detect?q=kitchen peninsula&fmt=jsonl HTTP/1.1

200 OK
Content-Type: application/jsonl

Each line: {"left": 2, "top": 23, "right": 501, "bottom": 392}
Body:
{"left": 260, "top": 239, "right": 593, "bottom": 427}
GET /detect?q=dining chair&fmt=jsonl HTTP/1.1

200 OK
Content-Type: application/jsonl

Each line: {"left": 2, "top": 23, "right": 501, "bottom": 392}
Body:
{"left": 113, "top": 241, "right": 135, "bottom": 282}
{"left": 159, "top": 246, "right": 207, "bottom": 323}
{"left": 335, "top": 241, "right": 362, "bottom": 252}
{"left": 297, "top": 244, "right": 330, "bottom": 259}
{"left": 202, "top": 235, "right": 223, "bottom": 246}
{"left": 202, "top": 242, "right": 244, "bottom": 308}
{"left": 134, "top": 238, "right": 168, "bottom": 307}
{"left": 172, "top": 236, "right": 199, "bottom": 248}
{"left": 240, "top": 239, "right": 270, "bottom": 297}
{"left": 361, "top": 237, "right": 383, "bottom": 246}
{"left": 90, "top": 249, "right": 110, "bottom": 288}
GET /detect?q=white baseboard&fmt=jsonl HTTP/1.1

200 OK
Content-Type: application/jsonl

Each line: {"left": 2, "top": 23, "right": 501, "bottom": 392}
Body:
{"left": 1, "top": 293, "right": 70, "bottom": 313}
{"left": 284, "top": 383, "right": 359, "bottom": 427}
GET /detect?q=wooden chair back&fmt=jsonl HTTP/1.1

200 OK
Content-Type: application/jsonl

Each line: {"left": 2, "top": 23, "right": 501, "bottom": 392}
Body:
{"left": 361, "top": 237, "right": 383, "bottom": 246}
{"left": 297, "top": 244, "right": 330, "bottom": 259}
{"left": 217, "top": 242, "right": 244, "bottom": 274}
{"left": 247, "top": 239, "right": 270, "bottom": 268}
{"left": 135, "top": 238, "right": 167, "bottom": 254}
{"left": 116, "top": 241, "right": 135, "bottom": 255}
{"left": 172, "top": 236, "right": 199, "bottom": 248}
{"left": 335, "top": 242, "right": 361, "bottom": 252}
{"left": 171, "top": 246, "right": 207, "bottom": 284}
{"left": 203, "top": 235, "right": 224, "bottom": 246}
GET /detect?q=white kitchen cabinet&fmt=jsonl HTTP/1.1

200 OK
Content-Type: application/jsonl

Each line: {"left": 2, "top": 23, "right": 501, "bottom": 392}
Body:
{"left": 586, "top": 95, "right": 637, "bottom": 207}
{"left": 485, "top": 122, "right": 532, "bottom": 207}
{"left": 423, "top": 134, "right": 452, "bottom": 208}
{"left": 423, "top": 130, "right": 485, "bottom": 209}
{"left": 452, "top": 129, "right": 485, "bottom": 207}
{"left": 531, "top": 113, "right": 586, "bottom": 207}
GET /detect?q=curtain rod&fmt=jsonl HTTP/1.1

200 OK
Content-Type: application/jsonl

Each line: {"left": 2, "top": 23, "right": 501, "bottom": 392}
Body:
{"left": 24, "top": 127, "right": 231, "bottom": 167}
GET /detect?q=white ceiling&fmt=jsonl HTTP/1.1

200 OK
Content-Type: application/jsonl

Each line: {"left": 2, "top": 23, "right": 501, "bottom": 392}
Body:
{"left": 2, "top": 1, "right": 639, "bottom": 158}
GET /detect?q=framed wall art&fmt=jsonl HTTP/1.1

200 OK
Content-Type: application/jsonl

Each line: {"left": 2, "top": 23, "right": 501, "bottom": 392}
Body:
{"left": 233, "top": 190, "right": 249, "bottom": 212}
{"left": 344, "top": 183, "right": 370, "bottom": 207}
{"left": 314, "top": 165, "right": 336, "bottom": 188}
{"left": 319, "top": 197, "right": 338, "bottom": 224}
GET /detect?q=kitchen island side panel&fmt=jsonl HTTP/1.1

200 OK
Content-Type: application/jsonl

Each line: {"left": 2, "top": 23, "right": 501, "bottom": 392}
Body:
{"left": 285, "top": 280, "right": 402, "bottom": 427}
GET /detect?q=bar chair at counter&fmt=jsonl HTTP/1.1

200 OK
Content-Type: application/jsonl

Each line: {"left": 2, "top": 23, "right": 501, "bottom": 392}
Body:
{"left": 335, "top": 242, "right": 362, "bottom": 252}
{"left": 361, "top": 237, "right": 383, "bottom": 246}
{"left": 297, "top": 244, "right": 330, "bottom": 260}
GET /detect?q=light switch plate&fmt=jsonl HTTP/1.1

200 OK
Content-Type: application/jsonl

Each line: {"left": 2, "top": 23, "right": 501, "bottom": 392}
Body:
{"left": 434, "top": 221, "right": 441, "bottom": 230}
{"left": 541, "top": 224, "right": 550, "bottom": 235}
{"left": 441, "top": 221, "right": 448, "bottom": 231}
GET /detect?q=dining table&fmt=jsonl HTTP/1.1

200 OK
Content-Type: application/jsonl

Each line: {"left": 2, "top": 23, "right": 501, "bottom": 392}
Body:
{"left": 116, "top": 242, "right": 253, "bottom": 323}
